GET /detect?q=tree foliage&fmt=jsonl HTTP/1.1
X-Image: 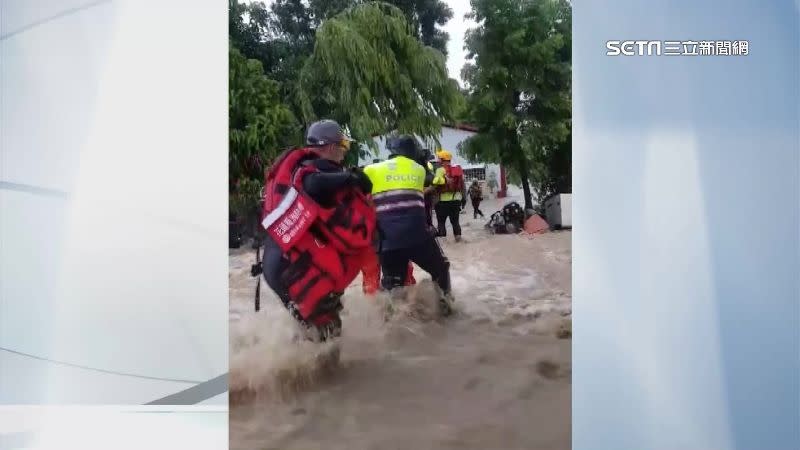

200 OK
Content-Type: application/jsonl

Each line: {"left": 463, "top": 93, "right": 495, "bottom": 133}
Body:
{"left": 298, "top": 3, "right": 462, "bottom": 150}
{"left": 374, "top": 0, "right": 453, "bottom": 55}
{"left": 228, "top": 0, "right": 462, "bottom": 228}
{"left": 230, "top": 0, "right": 453, "bottom": 64}
{"left": 229, "top": 45, "right": 299, "bottom": 215}
{"left": 229, "top": 1, "right": 461, "bottom": 156}
{"left": 460, "top": 0, "right": 571, "bottom": 210}
{"left": 229, "top": 46, "right": 300, "bottom": 179}
{"left": 229, "top": 0, "right": 456, "bottom": 123}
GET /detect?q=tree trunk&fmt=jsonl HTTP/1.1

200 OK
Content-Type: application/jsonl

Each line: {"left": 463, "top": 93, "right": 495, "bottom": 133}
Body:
{"left": 517, "top": 160, "right": 534, "bottom": 211}
{"left": 508, "top": 90, "right": 533, "bottom": 211}
{"left": 513, "top": 144, "right": 534, "bottom": 211}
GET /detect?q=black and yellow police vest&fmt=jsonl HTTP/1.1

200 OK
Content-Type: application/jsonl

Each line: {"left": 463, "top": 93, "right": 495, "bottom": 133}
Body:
{"left": 363, "top": 156, "right": 429, "bottom": 251}
{"left": 364, "top": 156, "right": 426, "bottom": 212}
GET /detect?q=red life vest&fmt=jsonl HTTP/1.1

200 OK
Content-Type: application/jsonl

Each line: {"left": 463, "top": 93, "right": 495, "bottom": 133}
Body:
{"left": 444, "top": 165, "right": 465, "bottom": 193}
{"left": 260, "top": 147, "right": 377, "bottom": 325}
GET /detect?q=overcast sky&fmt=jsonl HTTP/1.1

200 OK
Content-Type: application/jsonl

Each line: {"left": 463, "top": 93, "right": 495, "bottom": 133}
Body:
{"left": 442, "top": 0, "right": 475, "bottom": 85}
{"left": 241, "top": 0, "right": 476, "bottom": 85}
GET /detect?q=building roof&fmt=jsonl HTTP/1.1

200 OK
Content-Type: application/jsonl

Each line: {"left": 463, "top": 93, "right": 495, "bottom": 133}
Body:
{"left": 442, "top": 123, "right": 479, "bottom": 133}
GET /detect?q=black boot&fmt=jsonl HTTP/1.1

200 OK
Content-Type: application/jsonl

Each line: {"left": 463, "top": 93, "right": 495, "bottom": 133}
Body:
{"left": 317, "top": 315, "right": 342, "bottom": 341}
{"left": 309, "top": 293, "right": 344, "bottom": 341}
{"left": 439, "top": 292, "right": 454, "bottom": 317}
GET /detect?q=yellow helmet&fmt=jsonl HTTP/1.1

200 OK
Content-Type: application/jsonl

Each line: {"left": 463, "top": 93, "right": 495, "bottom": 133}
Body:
{"left": 436, "top": 149, "right": 452, "bottom": 161}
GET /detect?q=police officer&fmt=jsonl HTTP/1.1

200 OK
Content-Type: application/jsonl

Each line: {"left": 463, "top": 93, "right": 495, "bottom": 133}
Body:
{"left": 363, "top": 135, "right": 454, "bottom": 315}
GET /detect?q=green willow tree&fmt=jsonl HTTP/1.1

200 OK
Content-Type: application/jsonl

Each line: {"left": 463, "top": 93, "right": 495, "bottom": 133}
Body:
{"left": 460, "top": 0, "right": 571, "bottom": 210}
{"left": 230, "top": 0, "right": 453, "bottom": 65}
{"left": 298, "top": 3, "right": 462, "bottom": 150}
{"left": 228, "top": 2, "right": 462, "bottom": 229}
{"left": 229, "top": 0, "right": 456, "bottom": 129}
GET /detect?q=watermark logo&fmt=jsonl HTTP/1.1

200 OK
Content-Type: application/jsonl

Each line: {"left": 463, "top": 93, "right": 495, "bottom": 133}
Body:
{"left": 606, "top": 40, "right": 749, "bottom": 56}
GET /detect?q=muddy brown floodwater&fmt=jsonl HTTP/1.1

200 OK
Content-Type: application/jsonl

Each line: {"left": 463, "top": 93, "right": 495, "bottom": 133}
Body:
{"left": 229, "top": 197, "right": 572, "bottom": 450}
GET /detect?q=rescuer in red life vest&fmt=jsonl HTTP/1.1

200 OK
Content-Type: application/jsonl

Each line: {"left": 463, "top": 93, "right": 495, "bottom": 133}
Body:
{"left": 259, "top": 120, "right": 375, "bottom": 342}
{"left": 433, "top": 150, "right": 467, "bottom": 242}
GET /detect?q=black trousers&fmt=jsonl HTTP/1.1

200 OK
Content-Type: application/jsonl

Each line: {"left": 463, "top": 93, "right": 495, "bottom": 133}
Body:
{"left": 471, "top": 198, "right": 484, "bottom": 218}
{"left": 435, "top": 201, "right": 462, "bottom": 237}
{"left": 424, "top": 195, "right": 434, "bottom": 227}
{"left": 379, "top": 237, "right": 451, "bottom": 295}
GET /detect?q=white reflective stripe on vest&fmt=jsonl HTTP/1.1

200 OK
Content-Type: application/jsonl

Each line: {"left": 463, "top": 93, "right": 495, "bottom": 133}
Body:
{"left": 375, "top": 200, "right": 426, "bottom": 212}
{"left": 262, "top": 187, "right": 298, "bottom": 228}
{"left": 372, "top": 189, "right": 424, "bottom": 200}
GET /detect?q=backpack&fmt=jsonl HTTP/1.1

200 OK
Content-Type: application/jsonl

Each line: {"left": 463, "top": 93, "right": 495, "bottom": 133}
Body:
{"left": 485, "top": 201, "right": 525, "bottom": 234}
{"left": 469, "top": 184, "right": 482, "bottom": 200}
{"left": 444, "top": 165, "right": 464, "bottom": 193}
{"left": 502, "top": 202, "right": 525, "bottom": 227}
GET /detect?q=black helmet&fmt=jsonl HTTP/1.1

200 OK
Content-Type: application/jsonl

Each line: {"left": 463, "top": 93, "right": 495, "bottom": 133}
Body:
{"left": 387, "top": 134, "right": 421, "bottom": 160}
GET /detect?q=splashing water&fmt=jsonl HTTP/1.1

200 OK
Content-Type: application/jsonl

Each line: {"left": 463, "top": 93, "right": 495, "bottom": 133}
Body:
{"left": 229, "top": 197, "right": 572, "bottom": 450}
{"left": 229, "top": 274, "right": 457, "bottom": 401}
